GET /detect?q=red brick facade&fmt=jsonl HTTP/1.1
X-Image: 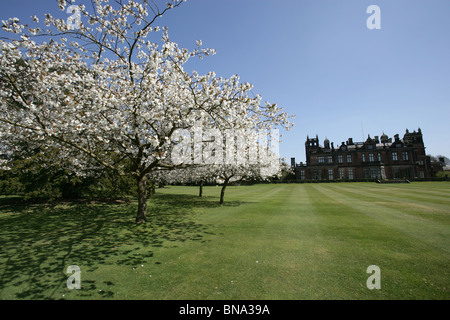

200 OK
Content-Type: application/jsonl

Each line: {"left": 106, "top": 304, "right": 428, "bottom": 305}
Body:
{"left": 292, "top": 128, "right": 432, "bottom": 181}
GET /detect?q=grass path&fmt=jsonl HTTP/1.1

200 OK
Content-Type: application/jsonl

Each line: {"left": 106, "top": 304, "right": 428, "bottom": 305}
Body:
{"left": 0, "top": 182, "right": 449, "bottom": 299}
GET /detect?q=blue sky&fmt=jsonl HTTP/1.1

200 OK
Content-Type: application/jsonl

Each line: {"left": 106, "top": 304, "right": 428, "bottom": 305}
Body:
{"left": 1, "top": 0, "right": 450, "bottom": 162}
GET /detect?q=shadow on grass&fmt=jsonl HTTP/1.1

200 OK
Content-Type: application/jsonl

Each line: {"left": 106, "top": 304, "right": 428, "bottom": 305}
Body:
{"left": 0, "top": 193, "right": 246, "bottom": 299}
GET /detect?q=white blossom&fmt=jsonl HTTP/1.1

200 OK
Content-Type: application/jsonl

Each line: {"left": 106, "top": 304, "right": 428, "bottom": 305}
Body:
{"left": 0, "top": 0, "right": 294, "bottom": 221}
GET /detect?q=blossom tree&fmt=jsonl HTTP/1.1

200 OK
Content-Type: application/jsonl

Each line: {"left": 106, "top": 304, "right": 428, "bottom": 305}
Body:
{"left": 212, "top": 129, "right": 284, "bottom": 204}
{"left": 170, "top": 126, "right": 285, "bottom": 204}
{"left": 0, "top": 0, "right": 293, "bottom": 223}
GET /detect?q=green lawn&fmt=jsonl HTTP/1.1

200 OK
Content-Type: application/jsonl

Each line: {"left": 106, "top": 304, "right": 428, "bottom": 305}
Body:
{"left": 0, "top": 182, "right": 449, "bottom": 300}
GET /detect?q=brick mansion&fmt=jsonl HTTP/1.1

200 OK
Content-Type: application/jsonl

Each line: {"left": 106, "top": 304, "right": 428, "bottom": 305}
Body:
{"left": 291, "top": 128, "right": 435, "bottom": 181}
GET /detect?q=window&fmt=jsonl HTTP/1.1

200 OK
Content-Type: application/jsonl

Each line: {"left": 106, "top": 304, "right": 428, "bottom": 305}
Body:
{"left": 328, "top": 169, "right": 334, "bottom": 180}
{"left": 369, "top": 153, "right": 374, "bottom": 162}
{"left": 338, "top": 155, "right": 343, "bottom": 164}
{"left": 402, "top": 152, "right": 409, "bottom": 161}
{"left": 347, "top": 154, "right": 352, "bottom": 163}
{"left": 339, "top": 168, "right": 345, "bottom": 179}
{"left": 368, "top": 145, "right": 373, "bottom": 150}
{"left": 370, "top": 168, "right": 381, "bottom": 179}
{"left": 362, "top": 154, "right": 366, "bottom": 162}
{"left": 313, "top": 170, "right": 321, "bottom": 180}
{"left": 378, "top": 153, "right": 382, "bottom": 162}
{"left": 318, "top": 156, "right": 324, "bottom": 163}
{"left": 348, "top": 168, "right": 354, "bottom": 180}
{"left": 392, "top": 152, "right": 398, "bottom": 161}
{"left": 327, "top": 156, "right": 333, "bottom": 163}
{"left": 300, "top": 170, "right": 305, "bottom": 180}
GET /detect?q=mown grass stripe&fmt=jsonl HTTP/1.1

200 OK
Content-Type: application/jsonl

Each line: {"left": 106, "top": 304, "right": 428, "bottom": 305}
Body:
{"left": 343, "top": 182, "right": 450, "bottom": 198}
{"left": 1, "top": 183, "right": 449, "bottom": 300}
{"left": 325, "top": 183, "right": 450, "bottom": 224}
{"left": 311, "top": 184, "right": 450, "bottom": 254}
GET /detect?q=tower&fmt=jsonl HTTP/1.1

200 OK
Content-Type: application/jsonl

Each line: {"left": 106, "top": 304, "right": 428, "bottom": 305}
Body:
{"left": 305, "top": 135, "right": 320, "bottom": 164}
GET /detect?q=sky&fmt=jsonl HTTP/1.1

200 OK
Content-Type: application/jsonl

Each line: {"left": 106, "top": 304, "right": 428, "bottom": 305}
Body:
{"left": 1, "top": 0, "right": 450, "bottom": 162}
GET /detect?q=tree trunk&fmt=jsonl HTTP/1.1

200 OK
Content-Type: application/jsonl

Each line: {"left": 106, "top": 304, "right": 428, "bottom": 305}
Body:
{"left": 135, "top": 175, "right": 148, "bottom": 223}
{"left": 148, "top": 179, "right": 156, "bottom": 197}
{"left": 151, "top": 179, "right": 156, "bottom": 196}
{"left": 199, "top": 181, "right": 203, "bottom": 197}
{"left": 219, "top": 178, "right": 230, "bottom": 205}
